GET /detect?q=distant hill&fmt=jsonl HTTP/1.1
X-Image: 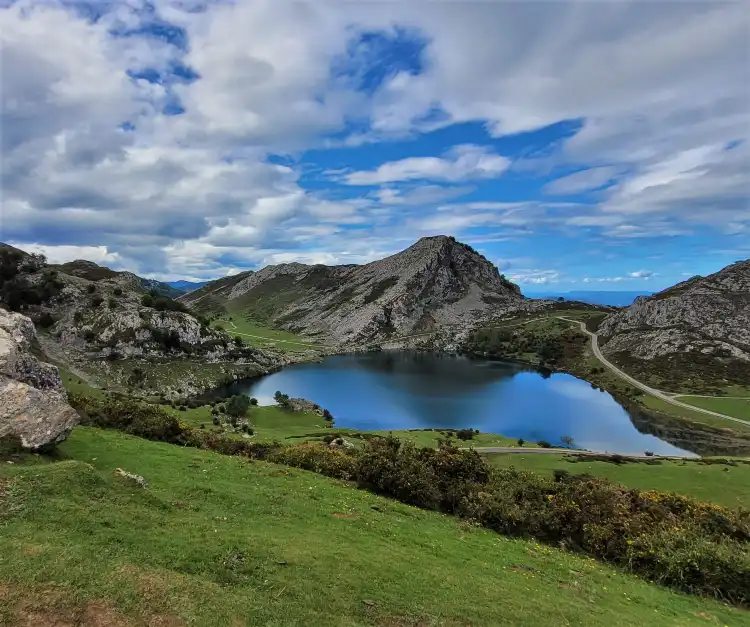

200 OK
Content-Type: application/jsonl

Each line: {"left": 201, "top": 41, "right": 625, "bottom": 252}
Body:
{"left": 181, "top": 235, "right": 535, "bottom": 344}
{"left": 166, "top": 280, "right": 212, "bottom": 293}
{"left": 527, "top": 290, "right": 652, "bottom": 307}
{"left": 598, "top": 260, "right": 750, "bottom": 391}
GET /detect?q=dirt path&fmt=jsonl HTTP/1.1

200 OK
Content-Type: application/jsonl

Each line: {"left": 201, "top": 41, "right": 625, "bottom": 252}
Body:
{"left": 556, "top": 316, "right": 750, "bottom": 427}
{"left": 37, "top": 335, "right": 100, "bottom": 388}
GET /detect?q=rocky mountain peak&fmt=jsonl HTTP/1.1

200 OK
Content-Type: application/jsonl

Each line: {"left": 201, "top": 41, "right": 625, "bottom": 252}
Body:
{"left": 183, "top": 236, "right": 526, "bottom": 345}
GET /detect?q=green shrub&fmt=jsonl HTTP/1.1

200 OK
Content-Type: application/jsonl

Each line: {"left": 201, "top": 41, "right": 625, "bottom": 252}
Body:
{"left": 70, "top": 395, "right": 185, "bottom": 444}
{"left": 537, "top": 440, "right": 552, "bottom": 448}
{"left": 271, "top": 443, "right": 357, "bottom": 480}
{"left": 226, "top": 395, "right": 250, "bottom": 418}
{"left": 113, "top": 287, "right": 123, "bottom": 296}
{"left": 212, "top": 417, "right": 220, "bottom": 426}
{"left": 87, "top": 284, "right": 96, "bottom": 294}
{"left": 455, "top": 428, "right": 474, "bottom": 441}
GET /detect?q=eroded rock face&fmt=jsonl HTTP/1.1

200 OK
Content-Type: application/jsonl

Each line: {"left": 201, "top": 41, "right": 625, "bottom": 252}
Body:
{"left": 0, "top": 309, "right": 78, "bottom": 450}
{"left": 598, "top": 259, "right": 750, "bottom": 386}
{"left": 183, "top": 236, "right": 532, "bottom": 344}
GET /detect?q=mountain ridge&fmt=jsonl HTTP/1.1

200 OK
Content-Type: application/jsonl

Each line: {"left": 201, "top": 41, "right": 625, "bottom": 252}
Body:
{"left": 598, "top": 259, "right": 750, "bottom": 391}
{"left": 181, "top": 235, "right": 533, "bottom": 344}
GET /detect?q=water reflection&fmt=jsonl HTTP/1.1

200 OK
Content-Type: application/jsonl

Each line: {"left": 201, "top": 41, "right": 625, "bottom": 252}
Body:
{"left": 227, "top": 352, "right": 694, "bottom": 456}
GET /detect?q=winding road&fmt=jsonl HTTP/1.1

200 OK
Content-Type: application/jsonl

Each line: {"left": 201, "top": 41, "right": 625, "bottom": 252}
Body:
{"left": 556, "top": 316, "right": 750, "bottom": 427}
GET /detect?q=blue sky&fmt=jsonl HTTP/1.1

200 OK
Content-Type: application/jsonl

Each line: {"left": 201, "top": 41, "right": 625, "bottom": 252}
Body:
{"left": 2, "top": 0, "right": 748, "bottom": 292}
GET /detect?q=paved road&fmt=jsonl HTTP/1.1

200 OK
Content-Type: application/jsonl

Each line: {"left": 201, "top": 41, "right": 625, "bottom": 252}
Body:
{"left": 468, "top": 446, "right": 684, "bottom": 460}
{"left": 557, "top": 316, "right": 750, "bottom": 427}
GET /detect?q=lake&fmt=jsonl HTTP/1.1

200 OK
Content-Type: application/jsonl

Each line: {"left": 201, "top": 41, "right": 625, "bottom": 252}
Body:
{"left": 229, "top": 352, "right": 693, "bottom": 456}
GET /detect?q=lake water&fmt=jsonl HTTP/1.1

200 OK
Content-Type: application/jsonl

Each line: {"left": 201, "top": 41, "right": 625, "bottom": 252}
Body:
{"left": 231, "top": 352, "right": 693, "bottom": 456}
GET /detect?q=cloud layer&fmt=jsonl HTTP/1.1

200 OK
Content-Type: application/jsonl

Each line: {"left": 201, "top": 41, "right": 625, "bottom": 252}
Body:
{"left": 2, "top": 0, "right": 747, "bottom": 283}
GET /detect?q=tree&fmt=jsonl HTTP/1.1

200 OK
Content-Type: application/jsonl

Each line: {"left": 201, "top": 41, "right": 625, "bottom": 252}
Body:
{"left": 273, "top": 390, "right": 290, "bottom": 407}
{"left": 561, "top": 435, "right": 575, "bottom": 449}
{"left": 249, "top": 397, "right": 258, "bottom": 406}
{"left": 234, "top": 335, "right": 243, "bottom": 346}
{"left": 322, "top": 408, "right": 333, "bottom": 421}
{"left": 226, "top": 395, "right": 250, "bottom": 418}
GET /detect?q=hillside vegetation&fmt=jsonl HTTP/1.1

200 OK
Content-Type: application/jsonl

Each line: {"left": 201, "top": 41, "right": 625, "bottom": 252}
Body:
{"left": 1, "top": 427, "right": 747, "bottom": 626}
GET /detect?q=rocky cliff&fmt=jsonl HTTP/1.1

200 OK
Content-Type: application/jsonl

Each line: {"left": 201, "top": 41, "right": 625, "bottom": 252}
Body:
{"left": 182, "top": 236, "right": 528, "bottom": 344}
{"left": 598, "top": 259, "right": 750, "bottom": 390}
{"left": 0, "top": 309, "right": 78, "bottom": 450}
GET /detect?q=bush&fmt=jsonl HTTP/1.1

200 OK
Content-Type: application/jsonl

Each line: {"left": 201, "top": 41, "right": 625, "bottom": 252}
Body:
{"left": 70, "top": 395, "right": 186, "bottom": 444}
{"left": 249, "top": 397, "right": 258, "bottom": 406}
{"left": 322, "top": 408, "right": 333, "bottom": 421}
{"left": 271, "top": 443, "right": 357, "bottom": 480}
{"left": 38, "top": 312, "right": 55, "bottom": 328}
{"left": 87, "top": 284, "right": 96, "bottom": 294}
{"left": 113, "top": 287, "right": 123, "bottom": 296}
{"left": 108, "top": 298, "right": 117, "bottom": 310}
{"left": 517, "top": 438, "right": 525, "bottom": 447}
{"left": 178, "top": 406, "right": 187, "bottom": 412}
{"left": 537, "top": 440, "right": 552, "bottom": 448}
{"left": 455, "top": 428, "right": 475, "bottom": 441}
{"left": 212, "top": 416, "right": 220, "bottom": 426}
{"left": 226, "top": 395, "right": 250, "bottom": 418}
{"left": 91, "top": 296, "right": 104, "bottom": 308}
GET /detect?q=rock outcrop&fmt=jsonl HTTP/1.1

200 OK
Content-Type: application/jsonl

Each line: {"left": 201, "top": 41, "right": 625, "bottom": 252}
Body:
{"left": 0, "top": 309, "right": 78, "bottom": 450}
{"left": 183, "top": 236, "right": 530, "bottom": 344}
{"left": 598, "top": 259, "right": 750, "bottom": 388}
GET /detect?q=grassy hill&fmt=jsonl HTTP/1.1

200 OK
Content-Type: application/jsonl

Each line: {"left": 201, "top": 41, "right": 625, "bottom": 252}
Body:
{"left": 1, "top": 427, "right": 746, "bottom": 626}
{"left": 484, "top": 452, "right": 750, "bottom": 509}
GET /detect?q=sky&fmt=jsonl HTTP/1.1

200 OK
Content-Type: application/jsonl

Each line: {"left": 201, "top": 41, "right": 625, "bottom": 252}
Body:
{"left": 1, "top": 0, "right": 748, "bottom": 293}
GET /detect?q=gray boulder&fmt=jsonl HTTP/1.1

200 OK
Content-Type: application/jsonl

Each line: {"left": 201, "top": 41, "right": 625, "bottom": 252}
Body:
{"left": 0, "top": 309, "right": 78, "bottom": 450}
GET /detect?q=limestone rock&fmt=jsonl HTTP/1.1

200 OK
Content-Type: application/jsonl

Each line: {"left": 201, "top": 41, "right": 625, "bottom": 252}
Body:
{"left": 598, "top": 259, "right": 750, "bottom": 385}
{"left": 0, "top": 309, "right": 78, "bottom": 450}
{"left": 182, "top": 236, "right": 532, "bottom": 345}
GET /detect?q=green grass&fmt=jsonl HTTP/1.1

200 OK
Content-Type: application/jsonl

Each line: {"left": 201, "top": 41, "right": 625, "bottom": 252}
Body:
{"left": 642, "top": 396, "right": 750, "bottom": 433}
{"left": 170, "top": 404, "right": 528, "bottom": 449}
{"left": 484, "top": 453, "right": 750, "bottom": 509}
{"left": 213, "top": 314, "right": 321, "bottom": 353}
{"left": 678, "top": 396, "right": 750, "bottom": 421}
{"left": 0, "top": 427, "right": 746, "bottom": 626}
{"left": 55, "top": 364, "right": 106, "bottom": 399}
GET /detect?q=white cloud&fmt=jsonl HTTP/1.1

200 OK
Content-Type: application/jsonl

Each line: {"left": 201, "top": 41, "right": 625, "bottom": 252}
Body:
{"left": 543, "top": 166, "right": 619, "bottom": 195}
{"left": 510, "top": 269, "right": 561, "bottom": 285}
{"left": 343, "top": 144, "right": 510, "bottom": 185}
{"left": 628, "top": 270, "right": 655, "bottom": 279}
{"left": 2, "top": 0, "right": 747, "bottom": 279}
{"left": 8, "top": 243, "right": 122, "bottom": 268}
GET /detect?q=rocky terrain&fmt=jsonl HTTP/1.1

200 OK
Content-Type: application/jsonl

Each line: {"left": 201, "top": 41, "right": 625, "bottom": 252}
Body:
{"left": 0, "top": 309, "right": 78, "bottom": 450}
{"left": 598, "top": 259, "right": 750, "bottom": 390}
{"left": 182, "top": 236, "right": 540, "bottom": 345}
{"left": 0, "top": 244, "right": 294, "bottom": 397}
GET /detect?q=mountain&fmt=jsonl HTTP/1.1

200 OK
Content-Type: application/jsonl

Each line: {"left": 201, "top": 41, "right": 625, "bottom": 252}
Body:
{"left": 53, "top": 259, "right": 183, "bottom": 299}
{"left": 528, "top": 290, "right": 652, "bottom": 307}
{"left": 598, "top": 260, "right": 750, "bottom": 391}
{"left": 181, "top": 236, "right": 530, "bottom": 344}
{"left": 167, "top": 280, "right": 212, "bottom": 293}
{"left": 0, "top": 244, "right": 288, "bottom": 396}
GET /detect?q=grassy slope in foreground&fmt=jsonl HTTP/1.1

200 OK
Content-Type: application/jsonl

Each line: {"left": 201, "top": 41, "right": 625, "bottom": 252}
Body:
{"left": 485, "top": 453, "right": 750, "bottom": 509}
{"left": 1, "top": 428, "right": 746, "bottom": 627}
